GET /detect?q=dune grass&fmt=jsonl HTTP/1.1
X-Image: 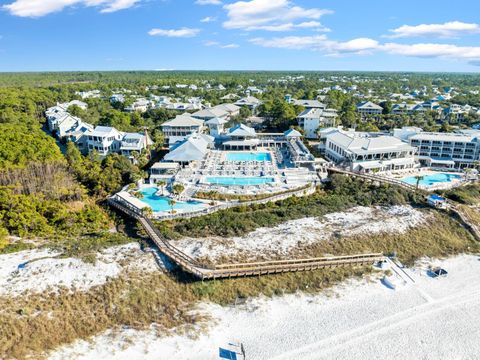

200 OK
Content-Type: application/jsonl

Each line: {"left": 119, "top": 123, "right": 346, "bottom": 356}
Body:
{"left": 0, "top": 211, "right": 477, "bottom": 359}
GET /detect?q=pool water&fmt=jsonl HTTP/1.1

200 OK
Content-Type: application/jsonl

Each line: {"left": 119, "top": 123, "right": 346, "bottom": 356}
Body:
{"left": 206, "top": 177, "right": 275, "bottom": 186}
{"left": 401, "top": 173, "right": 462, "bottom": 187}
{"left": 226, "top": 152, "right": 272, "bottom": 162}
{"left": 139, "top": 187, "right": 204, "bottom": 213}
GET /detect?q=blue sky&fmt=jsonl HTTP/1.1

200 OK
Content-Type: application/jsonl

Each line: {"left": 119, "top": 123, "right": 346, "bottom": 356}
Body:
{"left": 0, "top": 0, "right": 479, "bottom": 72}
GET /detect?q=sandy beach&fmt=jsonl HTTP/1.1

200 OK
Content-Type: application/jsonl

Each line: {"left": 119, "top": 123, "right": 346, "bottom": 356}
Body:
{"left": 49, "top": 254, "right": 480, "bottom": 360}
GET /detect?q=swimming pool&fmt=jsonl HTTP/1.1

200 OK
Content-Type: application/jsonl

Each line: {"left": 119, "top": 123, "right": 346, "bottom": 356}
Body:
{"left": 139, "top": 187, "right": 205, "bottom": 213}
{"left": 401, "top": 173, "right": 462, "bottom": 187}
{"left": 206, "top": 177, "right": 275, "bottom": 186}
{"left": 225, "top": 152, "right": 272, "bottom": 162}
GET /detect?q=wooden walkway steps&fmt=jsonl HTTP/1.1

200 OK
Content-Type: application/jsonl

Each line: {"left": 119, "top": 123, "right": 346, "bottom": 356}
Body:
{"left": 107, "top": 198, "right": 384, "bottom": 280}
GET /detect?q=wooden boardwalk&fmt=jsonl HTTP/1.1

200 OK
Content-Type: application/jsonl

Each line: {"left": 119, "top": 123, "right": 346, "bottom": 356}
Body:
{"left": 108, "top": 198, "right": 383, "bottom": 280}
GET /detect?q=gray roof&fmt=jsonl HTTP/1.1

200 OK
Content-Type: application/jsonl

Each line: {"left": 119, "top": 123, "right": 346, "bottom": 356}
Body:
{"left": 328, "top": 131, "right": 414, "bottom": 155}
{"left": 192, "top": 107, "right": 227, "bottom": 119}
{"left": 228, "top": 123, "right": 256, "bottom": 137}
{"left": 163, "top": 134, "right": 209, "bottom": 162}
{"left": 234, "top": 96, "right": 261, "bottom": 106}
{"left": 206, "top": 117, "right": 228, "bottom": 126}
{"left": 410, "top": 132, "right": 479, "bottom": 142}
{"left": 284, "top": 128, "right": 302, "bottom": 138}
{"left": 162, "top": 114, "right": 204, "bottom": 128}
{"left": 291, "top": 99, "right": 325, "bottom": 108}
{"left": 298, "top": 108, "right": 337, "bottom": 119}
{"left": 356, "top": 101, "right": 383, "bottom": 110}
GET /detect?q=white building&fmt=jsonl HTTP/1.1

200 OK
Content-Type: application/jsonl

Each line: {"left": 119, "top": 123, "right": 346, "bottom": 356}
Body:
{"left": 285, "top": 96, "right": 325, "bottom": 109}
{"left": 163, "top": 133, "right": 213, "bottom": 163}
{"left": 325, "top": 129, "right": 417, "bottom": 173}
{"left": 120, "top": 132, "right": 153, "bottom": 161}
{"left": 234, "top": 96, "right": 262, "bottom": 113}
{"left": 356, "top": 101, "right": 383, "bottom": 116}
{"left": 205, "top": 117, "right": 228, "bottom": 137}
{"left": 110, "top": 94, "right": 125, "bottom": 104}
{"left": 125, "top": 98, "right": 153, "bottom": 113}
{"left": 85, "top": 126, "right": 124, "bottom": 156}
{"left": 297, "top": 108, "right": 338, "bottom": 139}
{"left": 409, "top": 131, "right": 480, "bottom": 169}
{"left": 443, "top": 104, "right": 467, "bottom": 122}
{"left": 149, "top": 162, "right": 180, "bottom": 185}
{"left": 161, "top": 114, "right": 205, "bottom": 145}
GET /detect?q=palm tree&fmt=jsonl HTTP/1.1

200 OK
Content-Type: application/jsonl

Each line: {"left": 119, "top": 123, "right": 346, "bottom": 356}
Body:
{"left": 414, "top": 175, "right": 424, "bottom": 190}
{"left": 168, "top": 199, "right": 176, "bottom": 214}
{"left": 158, "top": 180, "right": 166, "bottom": 195}
{"left": 141, "top": 206, "right": 153, "bottom": 218}
{"left": 172, "top": 183, "right": 185, "bottom": 196}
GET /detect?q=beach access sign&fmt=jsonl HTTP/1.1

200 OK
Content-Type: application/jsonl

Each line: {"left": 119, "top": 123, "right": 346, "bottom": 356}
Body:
{"left": 219, "top": 347, "right": 237, "bottom": 359}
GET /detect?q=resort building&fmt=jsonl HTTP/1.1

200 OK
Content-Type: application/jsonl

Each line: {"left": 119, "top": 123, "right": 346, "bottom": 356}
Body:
{"left": 83, "top": 126, "right": 151, "bottom": 159}
{"left": 163, "top": 133, "right": 214, "bottom": 164}
{"left": 297, "top": 108, "right": 338, "bottom": 139}
{"left": 234, "top": 96, "right": 262, "bottom": 113}
{"left": 120, "top": 132, "right": 153, "bottom": 161}
{"left": 85, "top": 126, "right": 124, "bottom": 156}
{"left": 206, "top": 117, "right": 228, "bottom": 137}
{"left": 149, "top": 162, "right": 180, "bottom": 185}
{"left": 408, "top": 131, "right": 480, "bottom": 169}
{"left": 222, "top": 124, "right": 259, "bottom": 150}
{"left": 161, "top": 114, "right": 205, "bottom": 145}
{"left": 110, "top": 94, "right": 125, "bottom": 104}
{"left": 325, "top": 129, "right": 417, "bottom": 173}
{"left": 285, "top": 95, "right": 326, "bottom": 109}
{"left": 356, "top": 101, "right": 383, "bottom": 116}
{"left": 148, "top": 125, "right": 318, "bottom": 201}
{"left": 191, "top": 107, "right": 228, "bottom": 122}
{"left": 125, "top": 98, "right": 153, "bottom": 113}
{"left": 443, "top": 104, "right": 467, "bottom": 123}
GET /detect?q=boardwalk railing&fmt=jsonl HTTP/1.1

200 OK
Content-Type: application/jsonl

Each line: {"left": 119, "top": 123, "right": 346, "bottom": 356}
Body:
{"left": 326, "top": 167, "right": 419, "bottom": 192}
{"left": 149, "top": 183, "right": 317, "bottom": 221}
{"left": 327, "top": 167, "right": 480, "bottom": 241}
{"left": 107, "top": 197, "right": 384, "bottom": 280}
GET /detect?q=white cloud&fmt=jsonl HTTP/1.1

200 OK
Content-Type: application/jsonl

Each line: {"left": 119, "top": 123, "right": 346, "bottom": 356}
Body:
{"left": 249, "top": 33, "right": 480, "bottom": 65}
{"left": 148, "top": 27, "right": 200, "bottom": 38}
{"left": 204, "top": 40, "right": 220, "bottom": 46}
{"left": 3, "top": 0, "right": 139, "bottom": 17}
{"left": 221, "top": 43, "right": 239, "bottom": 48}
{"left": 195, "top": 0, "right": 222, "bottom": 5}
{"left": 200, "top": 16, "right": 217, "bottom": 23}
{"left": 387, "top": 21, "right": 480, "bottom": 38}
{"left": 223, "top": 0, "right": 332, "bottom": 32}
{"left": 249, "top": 35, "right": 378, "bottom": 55}
{"left": 203, "top": 40, "right": 239, "bottom": 48}
{"left": 383, "top": 42, "right": 480, "bottom": 62}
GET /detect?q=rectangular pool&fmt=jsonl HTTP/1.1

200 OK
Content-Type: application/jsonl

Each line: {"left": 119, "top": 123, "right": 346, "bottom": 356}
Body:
{"left": 139, "top": 187, "right": 205, "bottom": 213}
{"left": 401, "top": 173, "right": 462, "bottom": 187}
{"left": 225, "top": 152, "right": 272, "bottom": 162}
{"left": 206, "top": 177, "right": 275, "bottom": 186}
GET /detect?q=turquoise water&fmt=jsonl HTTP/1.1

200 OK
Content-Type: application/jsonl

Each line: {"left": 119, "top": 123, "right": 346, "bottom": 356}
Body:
{"left": 226, "top": 152, "right": 271, "bottom": 162}
{"left": 139, "top": 187, "right": 204, "bottom": 212}
{"left": 402, "top": 173, "right": 462, "bottom": 187}
{"left": 206, "top": 177, "right": 275, "bottom": 186}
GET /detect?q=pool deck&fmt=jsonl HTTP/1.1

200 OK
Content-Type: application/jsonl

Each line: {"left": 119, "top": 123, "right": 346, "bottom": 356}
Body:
{"left": 390, "top": 169, "right": 465, "bottom": 191}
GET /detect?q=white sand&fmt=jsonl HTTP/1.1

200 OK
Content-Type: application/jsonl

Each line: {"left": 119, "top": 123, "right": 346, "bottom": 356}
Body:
{"left": 0, "top": 243, "right": 159, "bottom": 296}
{"left": 49, "top": 254, "right": 480, "bottom": 360}
{"left": 175, "top": 206, "right": 428, "bottom": 260}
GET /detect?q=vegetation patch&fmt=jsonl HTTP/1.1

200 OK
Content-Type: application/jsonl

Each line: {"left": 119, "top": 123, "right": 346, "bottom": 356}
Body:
{"left": 193, "top": 184, "right": 310, "bottom": 202}
{"left": 157, "top": 175, "right": 422, "bottom": 239}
